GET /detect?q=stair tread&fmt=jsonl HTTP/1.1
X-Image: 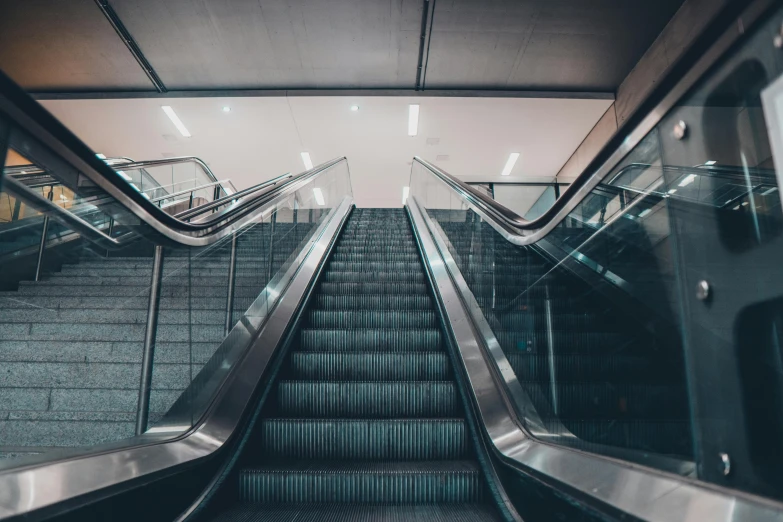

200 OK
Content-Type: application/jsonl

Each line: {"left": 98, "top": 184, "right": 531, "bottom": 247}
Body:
{"left": 242, "top": 460, "right": 480, "bottom": 474}
{"left": 209, "top": 503, "right": 500, "bottom": 522}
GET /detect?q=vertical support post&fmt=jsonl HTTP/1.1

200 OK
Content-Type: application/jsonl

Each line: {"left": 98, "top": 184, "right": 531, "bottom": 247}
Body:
{"left": 266, "top": 213, "right": 277, "bottom": 284}
{"left": 11, "top": 198, "right": 22, "bottom": 221}
{"left": 224, "top": 233, "right": 238, "bottom": 336}
{"left": 136, "top": 245, "right": 164, "bottom": 435}
{"left": 105, "top": 218, "right": 114, "bottom": 258}
{"left": 188, "top": 191, "right": 194, "bottom": 210}
{"left": 213, "top": 184, "right": 221, "bottom": 214}
{"left": 0, "top": 114, "right": 10, "bottom": 193}
{"left": 34, "top": 188, "right": 54, "bottom": 282}
{"left": 553, "top": 182, "right": 561, "bottom": 199}
{"left": 545, "top": 285, "right": 558, "bottom": 415}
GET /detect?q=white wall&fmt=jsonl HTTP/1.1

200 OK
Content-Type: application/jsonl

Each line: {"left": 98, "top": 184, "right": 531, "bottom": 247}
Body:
{"left": 40, "top": 96, "right": 612, "bottom": 208}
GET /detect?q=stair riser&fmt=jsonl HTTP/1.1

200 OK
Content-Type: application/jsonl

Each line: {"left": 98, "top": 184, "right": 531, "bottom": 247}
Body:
{"left": 261, "top": 419, "right": 466, "bottom": 460}
{"left": 238, "top": 470, "right": 483, "bottom": 504}
{"left": 278, "top": 382, "right": 458, "bottom": 418}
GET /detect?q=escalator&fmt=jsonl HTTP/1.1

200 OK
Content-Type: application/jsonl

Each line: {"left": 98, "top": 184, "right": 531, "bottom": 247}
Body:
{"left": 3, "top": 0, "right": 783, "bottom": 520}
{"left": 206, "top": 208, "right": 501, "bottom": 521}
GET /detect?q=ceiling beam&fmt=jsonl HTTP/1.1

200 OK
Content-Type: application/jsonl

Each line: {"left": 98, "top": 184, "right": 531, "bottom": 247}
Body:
{"left": 30, "top": 89, "right": 615, "bottom": 101}
{"left": 94, "top": 0, "right": 167, "bottom": 93}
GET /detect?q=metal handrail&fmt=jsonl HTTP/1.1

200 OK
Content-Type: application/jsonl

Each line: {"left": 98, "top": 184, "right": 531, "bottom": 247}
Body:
{"left": 2, "top": 158, "right": 343, "bottom": 249}
{"left": 412, "top": 155, "right": 780, "bottom": 246}
{"left": 148, "top": 179, "right": 228, "bottom": 203}
{"left": 112, "top": 156, "right": 238, "bottom": 193}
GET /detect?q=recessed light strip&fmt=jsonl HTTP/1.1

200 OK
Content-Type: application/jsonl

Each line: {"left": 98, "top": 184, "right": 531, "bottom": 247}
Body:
{"left": 408, "top": 105, "right": 419, "bottom": 136}
{"left": 313, "top": 187, "right": 325, "bottom": 206}
{"left": 161, "top": 106, "right": 191, "bottom": 138}
{"left": 501, "top": 153, "right": 520, "bottom": 176}
{"left": 301, "top": 152, "right": 313, "bottom": 170}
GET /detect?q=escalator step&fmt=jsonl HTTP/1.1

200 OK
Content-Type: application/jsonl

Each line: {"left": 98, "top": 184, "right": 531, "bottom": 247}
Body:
{"left": 307, "top": 310, "right": 437, "bottom": 328}
{"left": 311, "top": 294, "right": 432, "bottom": 310}
{"left": 318, "top": 282, "right": 429, "bottom": 295}
{"left": 278, "top": 381, "right": 458, "bottom": 418}
{"left": 261, "top": 418, "right": 466, "bottom": 460}
{"left": 209, "top": 503, "right": 500, "bottom": 522}
{"left": 289, "top": 352, "right": 450, "bottom": 381}
{"left": 299, "top": 328, "right": 442, "bottom": 352}
{"left": 322, "top": 271, "right": 425, "bottom": 283}
{"left": 238, "top": 461, "right": 483, "bottom": 503}
{"left": 327, "top": 261, "right": 423, "bottom": 273}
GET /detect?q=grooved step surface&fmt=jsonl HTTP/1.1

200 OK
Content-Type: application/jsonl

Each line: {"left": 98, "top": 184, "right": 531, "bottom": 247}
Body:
{"left": 289, "top": 352, "right": 450, "bottom": 381}
{"left": 278, "top": 381, "right": 458, "bottom": 418}
{"left": 261, "top": 419, "right": 466, "bottom": 460}
{"left": 239, "top": 461, "right": 483, "bottom": 503}
{"left": 209, "top": 503, "right": 499, "bottom": 522}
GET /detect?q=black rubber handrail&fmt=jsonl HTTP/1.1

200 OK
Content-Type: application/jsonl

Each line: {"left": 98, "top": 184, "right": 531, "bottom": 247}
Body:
{"left": 0, "top": 69, "right": 345, "bottom": 245}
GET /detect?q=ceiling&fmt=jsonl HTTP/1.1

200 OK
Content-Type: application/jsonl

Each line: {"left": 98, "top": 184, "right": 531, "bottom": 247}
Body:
{"left": 39, "top": 95, "right": 612, "bottom": 207}
{"left": 0, "top": 0, "right": 685, "bottom": 94}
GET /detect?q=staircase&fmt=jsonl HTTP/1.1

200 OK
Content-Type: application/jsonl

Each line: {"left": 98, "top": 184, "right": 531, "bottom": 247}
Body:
{"left": 212, "top": 208, "right": 501, "bottom": 521}
{"left": 0, "top": 218, "right": 314, "bottom": 451}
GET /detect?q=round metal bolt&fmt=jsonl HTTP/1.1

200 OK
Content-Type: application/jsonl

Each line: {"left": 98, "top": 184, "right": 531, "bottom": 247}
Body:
{"left": 775, "top": 34, "right": 783, "bottom": 48}
{"left": 719, "top": 452, "right": 731, "bottom": 476}
{"left": 696, "top": 280, "right": 711, "bottom": 301}
{"left": 673, "top": 120, "right": 688, "bottom": 140}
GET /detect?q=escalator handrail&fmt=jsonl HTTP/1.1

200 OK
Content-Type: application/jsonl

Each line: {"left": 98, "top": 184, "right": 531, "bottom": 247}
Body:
{"left": 0, "top": 69, "right": 340, "bottom": 246}
{"left": 2, "top": 157, "right": 341, "bottom": 249}
{"left": 414, "top": 154, "right": 779, "bottom": 247}
{"left": 107, "top": 155, "right": 238, "bottom": 194}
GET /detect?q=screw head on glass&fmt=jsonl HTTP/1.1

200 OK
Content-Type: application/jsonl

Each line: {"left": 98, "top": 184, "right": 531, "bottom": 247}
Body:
{"left": 696, "top": 280, "right": 711, "bottom": 301}
{"left": 350, "top": 105, "right": 359, "bottom": 111}
{"left": 673, "top": 120, "right": 688, "bottom": 140}
{"left": 222, "top": 106, "right": 231, "bottom": 113}
{"left": 719, "top": 452, "right": 731, "bottom": 476}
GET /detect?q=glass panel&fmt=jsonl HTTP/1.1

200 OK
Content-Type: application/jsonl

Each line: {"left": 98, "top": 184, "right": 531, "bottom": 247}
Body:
{"left": 410, "top": 2, "right": 783, "bottom": 498}
{"left": 0, "top": 120, "right": 352, "bottom": 464}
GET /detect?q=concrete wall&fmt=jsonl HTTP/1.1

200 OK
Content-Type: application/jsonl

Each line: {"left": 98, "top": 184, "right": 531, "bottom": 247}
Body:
{"left": 556, "top": 0, "right": 731, "bottom": 181}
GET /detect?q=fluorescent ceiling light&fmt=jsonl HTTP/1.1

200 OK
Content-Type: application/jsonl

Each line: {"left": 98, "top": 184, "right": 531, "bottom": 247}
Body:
{"left": 161, "top": 106, "right": 191, "bottom": 137}
{"left": 733, "top": 205, "right": 741, "bottom": 210}
{"left": 678, "top": 174, "right": 697, "bottom": 187}
{"left": 500, "top": 153, "right": 520, "bottom": 176}
{"left": 638, "top": 208, "right": 652, "bottom": 218}
{"left": 20, "top": 170, "right": 26, "bottom": 175}
{"left": 350, "top": 105, "right": 359, "bottom": 112}
{"left": 313, "top": 187, "right": 325, "bottom": 206}
{"left": 704, "top": 160, "right": 716, "bottom": 166}
{"left": 301, "top": 152, "right": 313, "bottom": 170}
{"left": 408, "top": 104, "right": 420, "bottom": 136}
{"left": 95, "top": 153, "right": 106, "bottom": 159}
{"left": 117, "top": 170, "right": 132, "bottom": 181}
{"left": 762, "top": 187, "right": 779, "bottom": 196}
{"left": 402, "top": 186, "right": 410, "bottom": 205}
{"left": 222, "top": 106, "right": 231, "bottom": 113}
{"left": 668, "top": 189, "right": 677, "bottom": 194}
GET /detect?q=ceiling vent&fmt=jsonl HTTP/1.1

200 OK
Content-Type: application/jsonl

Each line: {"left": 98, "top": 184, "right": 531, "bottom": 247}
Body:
{"left": 426, "top": 138, "right": 440, "bottom": 146}
{"left": 436, "top": 155, "right": 450, "bottom": 161}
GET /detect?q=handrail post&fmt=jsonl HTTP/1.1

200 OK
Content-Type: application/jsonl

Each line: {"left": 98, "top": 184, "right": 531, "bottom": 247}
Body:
{"left": 266, "top": 213, "right": 277, "bottom": 284}
{"left": 105, "top": 217, "right": 114, "bottom": 258}
{"left": 34, "top": 188, "right": 54, "bottom": 282}
{"left": 224, "top": 233, "right": 238, "bottom": 336}
{"left": 136, "top": 245, "right": 164, "bottom": 435}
